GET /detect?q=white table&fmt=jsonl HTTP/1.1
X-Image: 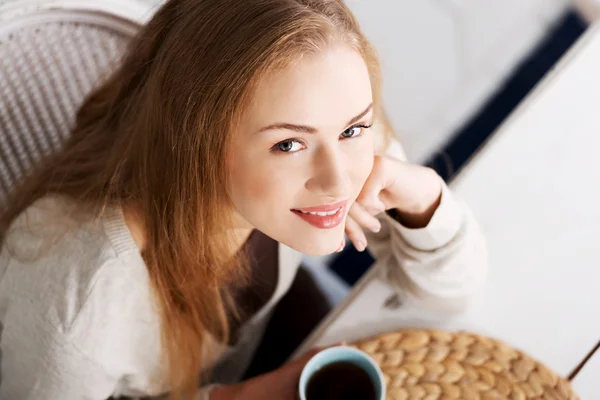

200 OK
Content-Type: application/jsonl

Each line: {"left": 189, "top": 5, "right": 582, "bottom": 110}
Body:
{"left": 572, "top": 343, "right": 600, "bottom": 398}
{"left": 295, "top": 21, "right": 600, "bottom": 382}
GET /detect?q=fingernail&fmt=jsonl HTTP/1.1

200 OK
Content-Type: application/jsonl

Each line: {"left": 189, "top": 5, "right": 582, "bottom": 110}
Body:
{"left": 356, "top": 240, "right": 366, "bottom": 252}
{"left": 370, "top": 223, "right": 381, "bottom": 233}
{"left": 336, "top": 241, "right": 345, "bottom": 252}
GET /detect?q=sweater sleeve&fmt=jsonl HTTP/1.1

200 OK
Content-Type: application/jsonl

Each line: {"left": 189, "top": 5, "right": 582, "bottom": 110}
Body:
{"left": 365, "top": 139, "right": 488, "bottom": 312}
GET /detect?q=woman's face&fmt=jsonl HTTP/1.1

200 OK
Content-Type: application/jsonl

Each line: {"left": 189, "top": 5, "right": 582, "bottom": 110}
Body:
{"left": 228, "top": 45, "right": 375, "bottom": 256}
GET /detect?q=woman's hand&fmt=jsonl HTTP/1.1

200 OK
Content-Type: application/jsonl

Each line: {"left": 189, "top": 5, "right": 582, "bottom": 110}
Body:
{"left": 341, "top": 155, "right": 443, "bottom": 252}
{"left": 210, "top": 348, "right": 323, "bottom": 400}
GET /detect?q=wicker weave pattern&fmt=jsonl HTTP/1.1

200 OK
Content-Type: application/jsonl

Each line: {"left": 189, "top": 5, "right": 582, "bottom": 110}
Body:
{"left": 0, "top": 18, "right": 128, "bottom": 207}
{"left": 351, "top": 330, "right": 579, "bottom": 400}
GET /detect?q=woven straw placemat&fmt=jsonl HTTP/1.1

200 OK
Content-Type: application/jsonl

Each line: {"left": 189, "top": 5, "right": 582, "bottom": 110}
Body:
{"left": 350, "top": 329, "right": 579, "bottom": 400}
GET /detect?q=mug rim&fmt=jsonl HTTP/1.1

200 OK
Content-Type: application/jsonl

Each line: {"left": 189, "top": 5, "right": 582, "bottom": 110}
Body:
{"left": 298, "top": 346, "right": 386, "bottom": 400}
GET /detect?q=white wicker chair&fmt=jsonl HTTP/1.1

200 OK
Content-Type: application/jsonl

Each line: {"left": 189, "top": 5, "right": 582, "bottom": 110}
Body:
{"left": 0, "top": 0, "right": 160, "bottom": 208}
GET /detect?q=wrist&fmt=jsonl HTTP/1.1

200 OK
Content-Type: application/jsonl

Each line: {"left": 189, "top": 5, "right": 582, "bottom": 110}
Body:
{"left": 389, "top": 170, "right": 443, "bottom": 228}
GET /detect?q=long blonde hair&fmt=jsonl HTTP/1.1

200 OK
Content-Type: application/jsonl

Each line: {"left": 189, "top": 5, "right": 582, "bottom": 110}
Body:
{"left": 0, "top": 0, "right": 393, "bottom": 397}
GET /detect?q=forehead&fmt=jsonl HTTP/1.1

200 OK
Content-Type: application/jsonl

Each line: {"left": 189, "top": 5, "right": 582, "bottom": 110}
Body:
{"left": 243, "top": 45, "right": 373, "bottom": 130}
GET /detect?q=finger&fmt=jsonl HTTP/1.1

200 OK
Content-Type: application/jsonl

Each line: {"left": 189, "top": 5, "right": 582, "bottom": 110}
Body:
{"left": 355, "top": 180, "right": 386, "bottom": 212}
{"left": 357, "top": 160, "right": 388, "bottom": 213}
{"left": 345, "top": 214, "right": 367, "bottom": 252}
{"left": 348, "top": 202, "right": 381, "bottom": 233}
{"left": 358, "top": 195, "right": 387, "bottom": 215}
{"left": 336, "top": 237, "right": 345, "bottom": 253}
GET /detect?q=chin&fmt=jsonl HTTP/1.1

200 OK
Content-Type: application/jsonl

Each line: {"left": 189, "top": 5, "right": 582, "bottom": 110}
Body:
{"left": 286, "top": 235, "right": 342, "bottom": 256}
{"left": 270, "top": 218, "right": 347, "bottom": 255}
{"left": 301, "top": 246, "right": 338, "bottom": 257}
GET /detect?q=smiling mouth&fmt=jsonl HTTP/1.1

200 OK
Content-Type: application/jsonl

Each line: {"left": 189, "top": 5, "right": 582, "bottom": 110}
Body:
{"left": 293, "top": 207, "right": 342, "bottom": 216}
{"left": 291, "top": 199, "right": 348, "bottom": 213}
{"left": 290, "top": 200, "right": 348, "bottom": 229}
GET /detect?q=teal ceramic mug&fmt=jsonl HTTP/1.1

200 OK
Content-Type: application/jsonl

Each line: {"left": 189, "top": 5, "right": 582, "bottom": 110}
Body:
{"left": 298, "top": 346, "right": 386, "bottom": 400}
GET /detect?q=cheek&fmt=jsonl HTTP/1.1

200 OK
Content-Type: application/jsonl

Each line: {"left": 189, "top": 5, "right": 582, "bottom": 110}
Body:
{"left": 245, "top": 175, "right": 279, "bottom": 202}
{"left": 350, "top": 142, "right": 375, "bottom": 187}
{"left": 229, "top": 163, "right": 267, "bottom": 203}
{"left": 229, "top": 155, "right": 293, "bottom": 209}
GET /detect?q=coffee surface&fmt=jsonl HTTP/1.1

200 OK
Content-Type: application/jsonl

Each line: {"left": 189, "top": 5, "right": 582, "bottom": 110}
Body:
{"left": 305, "top": 361, "right": 376, "bottom": 400}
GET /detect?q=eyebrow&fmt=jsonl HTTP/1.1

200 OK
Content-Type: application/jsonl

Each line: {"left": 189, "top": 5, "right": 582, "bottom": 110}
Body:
{"left": 257, "top": 103, "right": 373, "bottom": 134}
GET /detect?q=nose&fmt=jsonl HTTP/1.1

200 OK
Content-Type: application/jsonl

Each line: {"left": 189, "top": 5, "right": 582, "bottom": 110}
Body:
{"left": 305, "top": 145, "right": 350, "bottom": 199}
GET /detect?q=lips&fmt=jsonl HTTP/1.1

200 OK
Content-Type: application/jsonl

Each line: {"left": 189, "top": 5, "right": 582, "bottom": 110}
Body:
{"left": 291, "top": 200, "right": 348, "bottom": 229}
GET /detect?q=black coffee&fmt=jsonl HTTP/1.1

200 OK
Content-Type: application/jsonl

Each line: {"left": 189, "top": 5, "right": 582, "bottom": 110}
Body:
{"left": 305, "top": 361, "right": 376, "bottom": 400}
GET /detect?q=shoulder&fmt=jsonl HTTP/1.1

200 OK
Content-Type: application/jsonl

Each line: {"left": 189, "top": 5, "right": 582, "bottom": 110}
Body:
{"left": 1, "top": 196, "right": 167, "bottom": 396}
{"left": 1, "top": 195, "right": 151, "bottom": 332}
{"left": 1, "top": 196, "right": 165, "bottom": 392}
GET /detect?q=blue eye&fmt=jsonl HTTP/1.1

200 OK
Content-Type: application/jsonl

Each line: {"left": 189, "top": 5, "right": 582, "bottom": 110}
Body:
{"left": 271, "top": 123, "right": 372, "bottom": 155}
{"left": 275, "top": 139, "right": 304, "bottom": 153}
{"left": 341, "top": 124, "right": 371, "bottom": 139}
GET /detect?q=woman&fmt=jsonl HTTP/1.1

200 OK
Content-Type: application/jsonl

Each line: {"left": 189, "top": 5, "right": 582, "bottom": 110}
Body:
{"left": 0, "top": 0, "right": 487, "bottom": 399}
